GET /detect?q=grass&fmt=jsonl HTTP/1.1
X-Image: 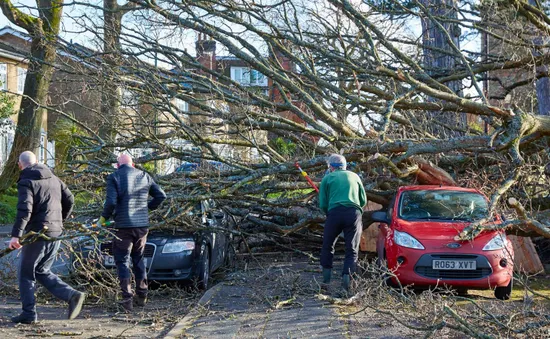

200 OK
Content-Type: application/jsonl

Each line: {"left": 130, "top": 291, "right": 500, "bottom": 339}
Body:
{"left": 463, "top": 275, "right": 550, "bottom": 302}
{"left": 0, "top": 193, "right": 17, "bottom": 224}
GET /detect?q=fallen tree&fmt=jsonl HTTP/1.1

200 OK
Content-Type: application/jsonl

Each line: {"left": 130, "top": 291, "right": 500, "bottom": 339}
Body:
{"left": 14, "top": 0, "right": 550, "bottom": 249}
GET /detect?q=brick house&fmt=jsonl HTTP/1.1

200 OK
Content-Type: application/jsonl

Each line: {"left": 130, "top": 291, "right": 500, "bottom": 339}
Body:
{"left": 0, "top": 26, "right": 53, "bottom": 168}
{"left": 0, "top": 27, "right": 305, "bottom": 173}
{"left": 188, "top": 35, "right": 310, "bottom": 163}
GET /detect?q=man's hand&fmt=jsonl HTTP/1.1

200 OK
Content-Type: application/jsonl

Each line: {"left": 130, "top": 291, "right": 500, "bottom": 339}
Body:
{"left": 97, "top": 216, "right": 106, "bottom": 226}
{"left": 8, "top": 237, "right": 22, "bottom": 250}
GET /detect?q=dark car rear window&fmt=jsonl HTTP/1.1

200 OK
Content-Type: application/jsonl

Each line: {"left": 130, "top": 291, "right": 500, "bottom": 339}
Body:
{"left": 398, "top": 190, "right": 489, "bottom": 221}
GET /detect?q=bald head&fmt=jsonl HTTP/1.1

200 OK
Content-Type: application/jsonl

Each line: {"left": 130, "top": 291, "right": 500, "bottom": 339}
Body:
{"left": 117, "top": 154, "right": 133, "bottom": 166}
{"left": 19, "top": 151, "right": 37, "bottom": 169}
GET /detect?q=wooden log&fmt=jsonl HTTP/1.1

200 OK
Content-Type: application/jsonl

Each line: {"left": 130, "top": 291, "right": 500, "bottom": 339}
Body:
{"left": 414, "top": 158, "right": 457, "bottom": 186}
{"left": 360, "top": 201, "right": 383, "bottom": 252}
{"left": 509, "top": 235, "right": 544, "bottom": 274}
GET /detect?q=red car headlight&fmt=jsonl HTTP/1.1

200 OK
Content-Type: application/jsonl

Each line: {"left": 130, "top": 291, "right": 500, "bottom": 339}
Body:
{"left": 482, "top": 233, "right": 507, "bottom": 251}
{"left": 394, "top": 230, "right": 425, "bottom": 250}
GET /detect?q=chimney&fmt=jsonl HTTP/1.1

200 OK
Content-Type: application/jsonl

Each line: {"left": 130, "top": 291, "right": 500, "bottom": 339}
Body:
{"left": 196, "top": 32, "right": 216, "bottom": 72}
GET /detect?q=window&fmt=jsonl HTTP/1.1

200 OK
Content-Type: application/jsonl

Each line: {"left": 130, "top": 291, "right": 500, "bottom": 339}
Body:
{"left": 46, "top": 140, "right": 55, "bottom": 168}
{"left": 0, "top": 118, "right": 15, "bottom": 168}
{"left": 174, "top": 98, "right": 188, "bottom": 113}
{"left": 231, "top": 67, "right": 267, "bottom": 86}
{"left": 122, "top": 89, "right": 138, "bottom": 107}
{"left": 17, "top": 67, "right": 26, "bottom": 94}
{"left": 0, "top": 64, "right": 6, "bottom": 91}
{"left": 398, "top": 190, "right": 489, "bottom": 222}
{"left": 250, "top": 70, "right": 267, "bottom": 86}
{"left": 231, "top": 66, "right": 248, "bottom": 85}
{"left": 39, "top": 130, "right": 47, "bottom": 163}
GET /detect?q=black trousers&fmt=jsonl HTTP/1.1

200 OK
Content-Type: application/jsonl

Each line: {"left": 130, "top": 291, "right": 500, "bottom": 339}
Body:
{"left": 112, "top": 227, "right": 148, "bottom": 299}
{"left": 320, "top": 206, "right": 363, "bottom": 275}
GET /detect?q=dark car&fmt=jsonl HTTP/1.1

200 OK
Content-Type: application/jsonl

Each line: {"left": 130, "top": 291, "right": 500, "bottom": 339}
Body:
{"left": 175, "top": 161, "right": 233, "bottom": 173}
{"left": 72, "top": 200, "right": 233, "bottom": 289}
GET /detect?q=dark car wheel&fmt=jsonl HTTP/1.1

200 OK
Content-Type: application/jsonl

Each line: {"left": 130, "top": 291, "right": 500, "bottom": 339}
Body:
{"left": 494, "top": 278, "right": 513, "bottom": 300}
{"left": 197, "top": 244, "right": 210, "bottom": 290}
{"left": 376, "top": 253, "right": 398, "bottom": 288}
{"left": 455, "top": 288, "right": 468, "bottom": 296}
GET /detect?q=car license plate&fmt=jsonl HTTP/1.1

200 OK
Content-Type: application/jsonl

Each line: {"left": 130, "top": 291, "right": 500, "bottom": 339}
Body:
{"left": 103, "top": 256, "right": 149, "bottom": 269}
{"left": 432, "top": 260, "right": 476, "bottom": 270}
{"left": 103, "top": 255, "right": 115, "bottom": 267}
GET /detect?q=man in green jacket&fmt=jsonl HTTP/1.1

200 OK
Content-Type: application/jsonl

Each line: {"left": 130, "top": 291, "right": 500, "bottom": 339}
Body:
{"left": 319, "top": 154, "right": 366, "bottom": 290}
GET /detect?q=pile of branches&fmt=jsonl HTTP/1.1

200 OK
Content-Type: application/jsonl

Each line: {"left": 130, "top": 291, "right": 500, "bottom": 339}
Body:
{"left": 17, "top": 0, "right": 550, "bottom": 250}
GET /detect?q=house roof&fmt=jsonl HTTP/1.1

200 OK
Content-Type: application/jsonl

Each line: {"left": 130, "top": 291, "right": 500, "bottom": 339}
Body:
{"left": 0, "top": 26, "right": 30, "bottom": 41}
{"left": 0, "top": 41, "right": 27, "bottom": 61}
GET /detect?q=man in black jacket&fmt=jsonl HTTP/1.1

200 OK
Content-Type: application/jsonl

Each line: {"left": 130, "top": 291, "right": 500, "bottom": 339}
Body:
{"left": 99, "top": 154, "right": 166, "bottom": 311}
{"left": 8, "top": 151, "right": 86, "bottom": 324}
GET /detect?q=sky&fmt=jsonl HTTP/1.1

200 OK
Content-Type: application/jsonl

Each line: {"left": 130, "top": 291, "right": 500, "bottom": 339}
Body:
{"left": 0, "top": 0, "right": 480, "bottom": 82}
{"left": 0, "top": 0, "right": 97, "bottom": 43}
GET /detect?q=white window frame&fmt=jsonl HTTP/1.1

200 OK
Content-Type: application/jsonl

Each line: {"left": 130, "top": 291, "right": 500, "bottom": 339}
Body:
{"left": 174, "top": 98, "right": 188, "bottom": 113}
{"left": 0, "top": 119, "right": 15, "bottom": 169}
{"left": 17, "top": 67, "right": 26, "bottom": 94}
{"left": 230, "top": 66, "right": 249, "bottom": 85}
{"left": 0, "top": 64, "right": 7, "bottom": 91}
{"left": 230, "top": 66, "right": 267, "bottom": 86}
{"left": 46, "top": 140, "right": 55, "bottom": 168}
{"left": 39, "top": 130, "right": 47, "bottom": 163}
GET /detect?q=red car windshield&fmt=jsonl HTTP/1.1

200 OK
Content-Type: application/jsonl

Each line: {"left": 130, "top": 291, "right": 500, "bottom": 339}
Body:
{"left": 398, "top": 190, "right": 489, "bottom": 221}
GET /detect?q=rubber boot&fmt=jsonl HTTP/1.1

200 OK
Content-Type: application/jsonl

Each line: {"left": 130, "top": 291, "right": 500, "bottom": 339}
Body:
{"left": 134, "top": 294, "right": 147, "bottom": 307}
{"left": 322, "top": 268, "right": 332, "bottom": 284}
{"left": 119, "top": 278, "right": 134, "bottom": 312}
{"left": 342, "top": 274, "right": 351, "bottom": 291}
{"left": 119, "top": 298, "right": 133, "bottom": 312}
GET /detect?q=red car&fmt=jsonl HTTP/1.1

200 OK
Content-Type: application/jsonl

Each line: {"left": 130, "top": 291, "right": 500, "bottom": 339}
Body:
{"left": 372, "top": 185, "right": 514, "bottom": 300}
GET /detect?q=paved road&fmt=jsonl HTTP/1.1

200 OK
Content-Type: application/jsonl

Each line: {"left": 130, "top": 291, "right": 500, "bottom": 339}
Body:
{"left": 166, "top": 258, "right": 420, "bottom": 339}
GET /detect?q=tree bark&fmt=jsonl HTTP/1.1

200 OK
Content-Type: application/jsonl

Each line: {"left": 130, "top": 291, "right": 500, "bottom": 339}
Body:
{"left": 529, "top": 0, "right": 550, "bottom": 115}
{"left": 420, "top": 0, "right": 466, "bottom": 136}
{"left": 0, "top": 0, "right": 64, "bottom": 192}
{"left": 98, "top": 0, "right": 124, "bottom": 141}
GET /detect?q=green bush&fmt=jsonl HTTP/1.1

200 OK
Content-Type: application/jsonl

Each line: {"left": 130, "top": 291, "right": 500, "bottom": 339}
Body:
{"left": 270, "top": 137, "right": 297, "bottom": 158}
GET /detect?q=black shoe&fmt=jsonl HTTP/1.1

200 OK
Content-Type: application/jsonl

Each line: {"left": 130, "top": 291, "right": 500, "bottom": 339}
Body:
{"left": 11, "top": 313, "right": 37, "bottom": 324}
{"left": 119, "top": 298, "right": 133, "bottom": 312}
{"left": 68, "top": 291, "right": 86, "bottom": 320}
{"left": 134, "top": 294, "right": 147, "bottom": 307}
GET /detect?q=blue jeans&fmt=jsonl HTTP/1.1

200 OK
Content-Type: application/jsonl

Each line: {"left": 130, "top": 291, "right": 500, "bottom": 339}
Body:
{"left": 19, "top": 240, "right": 76, "bottom": 318}
{"left": 320, "top": 206, "right": 363, "bottom": 275}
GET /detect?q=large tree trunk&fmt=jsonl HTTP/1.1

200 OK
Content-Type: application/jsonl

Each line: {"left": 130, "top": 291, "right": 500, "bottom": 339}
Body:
{"left": 420, "top": 0, "right": 466, "bottom": 137}
{"left": 0, "top": 0, "right": 63, "bottom": 192}
{"left": 529, "top": 0, "right": 550, "bottom": 116}
{"left": 98, "top": 0, "right": 125, "bottom": 141}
